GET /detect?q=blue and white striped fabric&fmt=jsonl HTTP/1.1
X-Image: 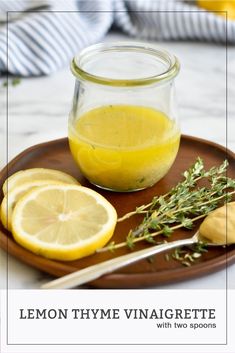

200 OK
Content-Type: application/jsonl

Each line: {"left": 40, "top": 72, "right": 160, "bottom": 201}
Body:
{"left": 0, "top": 0, "right": 234, "bottom": 76}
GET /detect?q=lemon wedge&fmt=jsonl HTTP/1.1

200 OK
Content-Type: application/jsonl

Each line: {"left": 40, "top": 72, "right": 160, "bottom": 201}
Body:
{"left": 2, "top": 168, "right": 79, "bottom": 195}
{"left": 1, "top": 180, "right": 70, "bottom": 231}
{"left": 11, "top": 185, "right": 117, "bottom": 261}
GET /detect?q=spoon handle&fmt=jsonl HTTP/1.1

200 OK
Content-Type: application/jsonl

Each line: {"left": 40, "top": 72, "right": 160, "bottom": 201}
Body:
{"left": 41, "top": 234, "right": 199, "bottom": 289}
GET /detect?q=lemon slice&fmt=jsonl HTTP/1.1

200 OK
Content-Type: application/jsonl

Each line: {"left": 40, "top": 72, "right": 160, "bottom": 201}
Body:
{"left": 1, "top": 180, "right": 70, "bottom": 231}
{"left": 2, "top": 168, "right": 79, "bottom": 195}
{"left": 11, "top": 185, "right": 117, "bottom": 261}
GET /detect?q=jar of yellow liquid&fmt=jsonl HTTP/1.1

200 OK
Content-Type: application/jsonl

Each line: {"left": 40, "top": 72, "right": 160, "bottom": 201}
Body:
{"left": 68, "top": 42, "right": 180, "bottom": 192}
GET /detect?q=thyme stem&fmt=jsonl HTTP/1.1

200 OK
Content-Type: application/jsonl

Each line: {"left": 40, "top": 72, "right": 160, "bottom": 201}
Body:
{"left": 98, "top": 214, "right": 206, "bottom": 253}
{"left": 98, "top": 159, "right": 235, "bottom": 254}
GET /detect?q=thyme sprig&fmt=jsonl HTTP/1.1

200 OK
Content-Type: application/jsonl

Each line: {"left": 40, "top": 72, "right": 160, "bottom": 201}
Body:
{"left": 171, "top": 242, "right": 208, "bottom": 267}
{"left": 2, "top": 77, "right": 21, "bottom": 87}
{"left": 98, "top": 158, "right": 235, "bottom": 253}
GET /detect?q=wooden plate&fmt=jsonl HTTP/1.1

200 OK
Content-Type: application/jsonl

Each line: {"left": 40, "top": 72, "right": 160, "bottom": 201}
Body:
{"left": 0, "top": 135, "right": 234, "bottom": 288}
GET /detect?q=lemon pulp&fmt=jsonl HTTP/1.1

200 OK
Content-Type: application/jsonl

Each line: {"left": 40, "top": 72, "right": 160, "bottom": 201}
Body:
{"left": 11, "top": 185, "right": 117, "bottom": 261}
{"left": 1, "top": 179, "right": 73, "bottom": 231}
{"left": 68, "top": 105, "right": 180, "bottom": 191}
{"left": 2, "top": 168, "right": 78, "bottom": 195}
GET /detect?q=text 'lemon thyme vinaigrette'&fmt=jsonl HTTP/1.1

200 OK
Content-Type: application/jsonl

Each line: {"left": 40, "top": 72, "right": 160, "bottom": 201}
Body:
{"left": 69, "top": 42, "right": 180, "bottom": 191}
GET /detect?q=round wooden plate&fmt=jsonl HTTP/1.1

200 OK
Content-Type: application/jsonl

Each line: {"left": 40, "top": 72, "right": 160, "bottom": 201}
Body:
{"left": 0, "top": 135, "right": 234, "bottom": 288}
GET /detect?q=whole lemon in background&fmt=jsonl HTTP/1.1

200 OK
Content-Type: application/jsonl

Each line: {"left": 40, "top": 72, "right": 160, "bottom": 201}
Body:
{"left": 197, "top": 0, "right": 235, "bottom": 20}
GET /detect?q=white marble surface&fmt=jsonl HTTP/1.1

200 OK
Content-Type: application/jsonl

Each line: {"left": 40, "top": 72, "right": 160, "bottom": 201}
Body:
{"left": 0, "top": 32, "right": 235, "bottom": 289}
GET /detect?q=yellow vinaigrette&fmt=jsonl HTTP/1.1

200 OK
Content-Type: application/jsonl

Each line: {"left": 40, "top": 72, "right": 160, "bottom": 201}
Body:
{"left": 68, "top": 105, "right": 180, "bottom": 191}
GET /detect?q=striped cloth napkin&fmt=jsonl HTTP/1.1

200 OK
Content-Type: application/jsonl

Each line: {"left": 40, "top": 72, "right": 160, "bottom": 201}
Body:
{"left": 0, "top": 0, "right": 234, "bottom": 76}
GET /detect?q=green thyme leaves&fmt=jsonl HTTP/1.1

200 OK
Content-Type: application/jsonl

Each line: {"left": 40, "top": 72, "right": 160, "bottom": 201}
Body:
{"left": 98, "top": 158, "right": 235, "bottom": 259}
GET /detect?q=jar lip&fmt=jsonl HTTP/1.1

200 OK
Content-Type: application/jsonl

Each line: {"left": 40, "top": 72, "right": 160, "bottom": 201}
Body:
{"left": 71, "top": 41, "right": 180, "bottom": 87}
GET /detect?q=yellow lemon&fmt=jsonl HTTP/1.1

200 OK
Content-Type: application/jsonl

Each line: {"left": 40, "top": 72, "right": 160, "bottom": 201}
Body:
{"left": 197, "top": 1, "right": 235, "bottom": 20}
{"left": 2, "top": 168, "right": 79, "bottom": 195}
{"left": 11, "top": 185, "right": 117, "bottom": 261}
{"left": 1, "top": 180, "right": 70, "bottom": 231}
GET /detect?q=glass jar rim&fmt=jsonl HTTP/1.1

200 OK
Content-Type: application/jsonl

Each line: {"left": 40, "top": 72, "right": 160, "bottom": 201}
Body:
{"left": 71, "top": 41, "right": 180, "bottom": 87}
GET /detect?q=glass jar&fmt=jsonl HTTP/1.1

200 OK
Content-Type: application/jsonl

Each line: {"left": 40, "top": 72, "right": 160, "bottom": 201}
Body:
{"left": 68, "top": 42, "right": 180, "bottom": 192}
